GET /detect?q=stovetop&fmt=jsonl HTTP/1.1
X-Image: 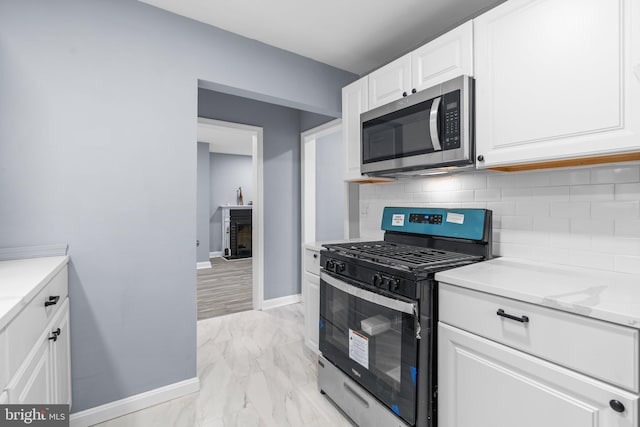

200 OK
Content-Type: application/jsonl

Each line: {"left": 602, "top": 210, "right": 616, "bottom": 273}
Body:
{"left": 323, "top": 241, "right": 483, "bottom": 273}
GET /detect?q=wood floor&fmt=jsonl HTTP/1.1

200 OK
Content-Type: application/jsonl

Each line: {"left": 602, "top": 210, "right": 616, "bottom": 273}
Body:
{"left": 197, "top": 257, "right": 252, "bottom": 320}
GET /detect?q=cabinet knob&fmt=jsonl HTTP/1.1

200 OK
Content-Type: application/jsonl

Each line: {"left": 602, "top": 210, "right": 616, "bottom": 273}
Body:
{"left": 313, "top": 253, "right": 318, "bottom": 259}
{"left": 610, "top": 400, "right": 625, "bottom": 413}
{"left": 48, "top": 329, "right": 61, "bottom": 342}
{"left": 44, "top": 295, "right": 60, "bottom": 307}
{"left": 411, "top": 88, "right": 417, "bottom": 94}
{"left": 477, "top": 155, "right": 485, "bottom": 162}
{"left": 402, "top": 91, "right": 408, "bottom": 97}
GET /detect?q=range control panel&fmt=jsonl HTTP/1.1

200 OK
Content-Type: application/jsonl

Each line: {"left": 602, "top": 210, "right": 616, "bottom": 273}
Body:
{"left": 409, "top": 213, "right": 443, "bottom": 224}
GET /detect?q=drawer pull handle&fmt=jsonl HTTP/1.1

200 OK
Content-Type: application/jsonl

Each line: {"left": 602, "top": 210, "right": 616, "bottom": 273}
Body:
{"left": 497, "top": 309, "right": 529, "bottom": 323}
{"left": 313, "top": 254, "right": 318, "bottom": 259}
{"left": 343, "top": 382, "right": 369, "bottom": 408}
{"left": 48, "top": 328, "right": 61, "bottom": 342}
{"left": 44, "top": 295, "right": 60, "bottom": 307}
{"left": 610, "top": 400, "right": 625, "bottom": 413}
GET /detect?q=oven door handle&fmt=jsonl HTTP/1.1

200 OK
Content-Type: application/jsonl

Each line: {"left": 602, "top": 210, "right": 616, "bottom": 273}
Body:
{"left": 321, "top": 271, "right": 417, "bottom": 316}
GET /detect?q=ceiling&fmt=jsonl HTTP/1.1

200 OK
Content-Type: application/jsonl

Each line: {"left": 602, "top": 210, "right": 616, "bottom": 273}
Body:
{"left": 198, "top": 121, "right": 253, "bottom": 156}
{"left": 139, "top": 0, "right": 505, "bottom": 75}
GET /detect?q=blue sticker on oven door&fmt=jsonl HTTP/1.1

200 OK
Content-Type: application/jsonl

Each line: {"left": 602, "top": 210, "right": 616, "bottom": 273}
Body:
{"left": 318, "top": 319, "right": 324, "bottom": 329}
{"left": 392, "top": 404, "right": 400, "bottom": 415}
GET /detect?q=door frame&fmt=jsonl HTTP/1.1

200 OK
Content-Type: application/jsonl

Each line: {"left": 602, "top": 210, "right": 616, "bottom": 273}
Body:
{"left": 197, "top": 117, "right": 265, "bottom": 310}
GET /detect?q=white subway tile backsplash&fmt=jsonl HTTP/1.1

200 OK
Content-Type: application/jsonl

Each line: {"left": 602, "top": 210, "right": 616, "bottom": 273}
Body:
{"left": 532, "top": 186, "right": 570, "bottom": 201}
{"left": 616, "top": 183, "right": 640, "bottom": 200}
{"left": 461, "top": 174, "right": 487, "bottom": 190}
{"left": 502, "top": 188, "right": 533, "bottom": 200}
{"left": 486, "top": 202, "right": 516, "bottom": 216}
{"left": 550, "top": 201, "right": 590, "bottom": 219}
{"left": 516, "top": 201, "right": 550, "bottom": 217}
{"left": 360, "top": 164, "right": 640, "bottom": 273}
{"left": 615, "top": 219, "right": 640, "bottom": 238}
{"left": 591, "top": 201, "right": 640, "bottom": 220}
{"left": 570, "top": 184, "right": 615, "bottom": 201}
{"left": 474, "top": 188, "right": 502, "bottom": 202}
{"left": 547, "top": 169, "right": 591, "bottom": 186}
{"left": 571, "top": 219, "right": 615, "bottom": 236}
{"left": 591, "top": 166, "right": 640, "bottom": 184}
{"left": 533, "top": 217, "right": 570, "bottom": 233}
{"left": 501, "top": 215, "right": 533, "bottom": 230}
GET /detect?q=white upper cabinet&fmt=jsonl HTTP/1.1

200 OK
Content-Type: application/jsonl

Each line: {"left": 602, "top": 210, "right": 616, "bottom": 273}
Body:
{"left": 474, "top": 0, "right": 640, "bottom": 169}
{"left": 342, "top": 76, "right": 368, "bottom": 181}
{"left": 368, "top": 22, "right": 474, "bottom": 110}
{"left": 368, "top": 54, "right": 412, "bottom": 109}
{"left": 412, "top": 21, "right": 474, "bottom": 92}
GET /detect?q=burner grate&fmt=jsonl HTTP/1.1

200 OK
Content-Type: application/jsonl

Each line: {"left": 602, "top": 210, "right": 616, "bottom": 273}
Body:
{"left": 324, "top": 241, "right": 482, "bottom": 271}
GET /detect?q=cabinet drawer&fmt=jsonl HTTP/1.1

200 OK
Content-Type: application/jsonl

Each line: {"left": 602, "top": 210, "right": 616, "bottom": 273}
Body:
{"left": 5, "top": 265, "right": 68, "bottom": 379}
{"left": 439, "top": 283, "right": 640, "bottom": 392}
{"left": 304, "top": 249, "right": 320, "bottom": 275}
{"left": 0, "top": 329, "right": 6, "bottom": 391}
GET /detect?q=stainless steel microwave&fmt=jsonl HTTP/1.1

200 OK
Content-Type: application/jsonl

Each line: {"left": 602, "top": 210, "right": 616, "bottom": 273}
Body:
{"left": 361, "top": 75, "right": 474, "bottom": 176}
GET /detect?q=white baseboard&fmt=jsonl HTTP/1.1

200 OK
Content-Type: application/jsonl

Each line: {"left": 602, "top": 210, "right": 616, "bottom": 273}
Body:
{"left": 261, "top": 293, "right": 301, "bottom": 310}
{"left": 196, "top": 261, "right": 212, "bottom": 269}
{"left": 209, "top": 251, "right": 223, "bottom": 258}
{"left": 69, "top": 377, "right": 199, "bottom": 427}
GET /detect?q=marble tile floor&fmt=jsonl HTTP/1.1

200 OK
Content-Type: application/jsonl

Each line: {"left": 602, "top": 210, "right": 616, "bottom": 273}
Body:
{"left": 93, "top": 303, "right": 354, "bottom": 427}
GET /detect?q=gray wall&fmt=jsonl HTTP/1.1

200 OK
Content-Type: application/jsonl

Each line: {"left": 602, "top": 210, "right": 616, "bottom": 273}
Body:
{"left": 316, "top": 131, "right": 345, "bottom": 241}
{"left": 196, "top": 143, "right": 211, "bottom": 262}
{"left": 0, "top": 0, "right": 356, "bottom": 413}
{"left": 199, "top": 89, "right": 306, "bottom": 300}
{"left": 209, "top": 153, "right": 253, "bottom": 253}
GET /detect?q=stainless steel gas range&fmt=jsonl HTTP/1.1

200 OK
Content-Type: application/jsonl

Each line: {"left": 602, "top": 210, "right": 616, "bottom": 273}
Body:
{"left": 317, "top": 207, "right": 493, "bottom": 427}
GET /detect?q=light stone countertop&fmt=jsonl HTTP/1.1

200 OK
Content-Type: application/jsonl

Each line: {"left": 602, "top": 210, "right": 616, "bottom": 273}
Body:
{"left": 0, "top": 256, "right": 69, "bottom": 331}
{"left": 435, "top": 257, "right": 640, "bottom": 328}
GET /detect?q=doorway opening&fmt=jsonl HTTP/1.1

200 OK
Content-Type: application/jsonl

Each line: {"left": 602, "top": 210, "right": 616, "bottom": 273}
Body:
{"left": 196, "top": 117, "right": 264, "bottom": 320}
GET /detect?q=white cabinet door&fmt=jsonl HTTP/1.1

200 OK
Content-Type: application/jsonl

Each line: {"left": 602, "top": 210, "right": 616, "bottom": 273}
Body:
{"left": 474, "top": 0, "right": 640, "bottom": 169}
{"left": 342, "top": 77, "right": 368, "bottom": 181}
{"left": 6, "top": 332, "right": 52, "bottom": 404}
{"left": 368, "top": 54, "right": 412, "bottom": 109}
{"left": 0, "top": 391, "right": 7, "bottom": 404}
{"left": 303, "top": 272, "right": 320, "bottom": 354}
{"left": 438, "top": 323, "right": 638, "bottom": 427}
{"left": 412, "top": 21, "right": 474, "bottom": 92}
{"left": 51, "top": 300, "right": 71, "bottom": 406}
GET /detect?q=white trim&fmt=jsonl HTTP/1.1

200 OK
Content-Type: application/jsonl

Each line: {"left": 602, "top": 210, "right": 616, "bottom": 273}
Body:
{"left": 261, "top": 294, "right": 302, "bottom": 310}
{"left": 197, "top": 117, "right": 264, "bottom": 311}
{"left": 209, "top": 251, "right": 223, "bottom": 258}
{"left": 196, "top": 261, "right": 212, "bottom": 269}
{"left": 69, "top": 377, "right": 199, "bottom": 427}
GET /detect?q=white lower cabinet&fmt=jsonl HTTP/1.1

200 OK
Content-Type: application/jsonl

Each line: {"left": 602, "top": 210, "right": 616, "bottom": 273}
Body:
{"left": 303, "top": 248, "right": 321, "bottom": 354}
{"left": 439, "top": 323, "right": 638, "bottom": 427}
{"left": 1, "top": 261, "right": 71, "bottom": 407}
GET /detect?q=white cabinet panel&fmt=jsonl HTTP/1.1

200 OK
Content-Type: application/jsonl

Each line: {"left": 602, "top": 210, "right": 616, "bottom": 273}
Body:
{"left": 475, "top": 0, "right": 640, "bottom": 168}
{"left": 412, "top": 21, "right": 474, "bottom": 92}
{"left": 303, "top": 248, "right": 321, "bottom": 275}
{"left": 368, "top": 54, "right": 411, "bottom": 109}
{"left": 7, "top": 331, "right": 52, "bottom": 404}
{"left": 342, "top": 77, "right": 368, "bottom": 181}
{"left": 51, "top": 300, "right": 71, "bottom": 406}
{"left": 303, "top": 272, "right": 320, "bottom": 354}
{"left": 439, "top": 323, "right": 638, "bottom": 427}
{"left": 0, "top": 391, "right": 7, "bottom": 404}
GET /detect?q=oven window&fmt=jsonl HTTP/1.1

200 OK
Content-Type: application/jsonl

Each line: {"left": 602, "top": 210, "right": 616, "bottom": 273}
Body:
{"left": 319, "top": 276, "right": 418, "bottom": 425}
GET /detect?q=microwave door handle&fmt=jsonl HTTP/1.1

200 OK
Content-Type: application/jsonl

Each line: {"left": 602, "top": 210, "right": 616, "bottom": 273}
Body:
{"left": 429, "top": 96, "right": 442, "bottom": 151}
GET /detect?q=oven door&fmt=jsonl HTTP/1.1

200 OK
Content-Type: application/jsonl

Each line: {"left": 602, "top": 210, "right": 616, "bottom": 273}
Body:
{"left": 319, "top": 271, "right": 419, "bottom": 425}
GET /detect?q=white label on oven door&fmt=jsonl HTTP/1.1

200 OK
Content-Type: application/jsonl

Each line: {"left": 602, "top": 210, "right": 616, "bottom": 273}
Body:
{"left": 349, "top": 328, "right": 369, "bottom": 369}
{"left": 391, "top": 214, "right": 405, "bottom": 227}
{"left": 446, "top": 212, "right": 465, "bottom": 225}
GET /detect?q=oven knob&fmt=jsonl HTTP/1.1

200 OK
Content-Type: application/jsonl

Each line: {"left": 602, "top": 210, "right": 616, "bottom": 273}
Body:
{"left": 372, "top": 273, "right": 383, "bottom": 287}
{"left": 392, "top": 279, "right": 401, "bottom": 291}
{"left": 336, "top": 262, "right": 346, "bottom": 272}
{"left": 325, "top": 260, "right": 335, "bottom": 271}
